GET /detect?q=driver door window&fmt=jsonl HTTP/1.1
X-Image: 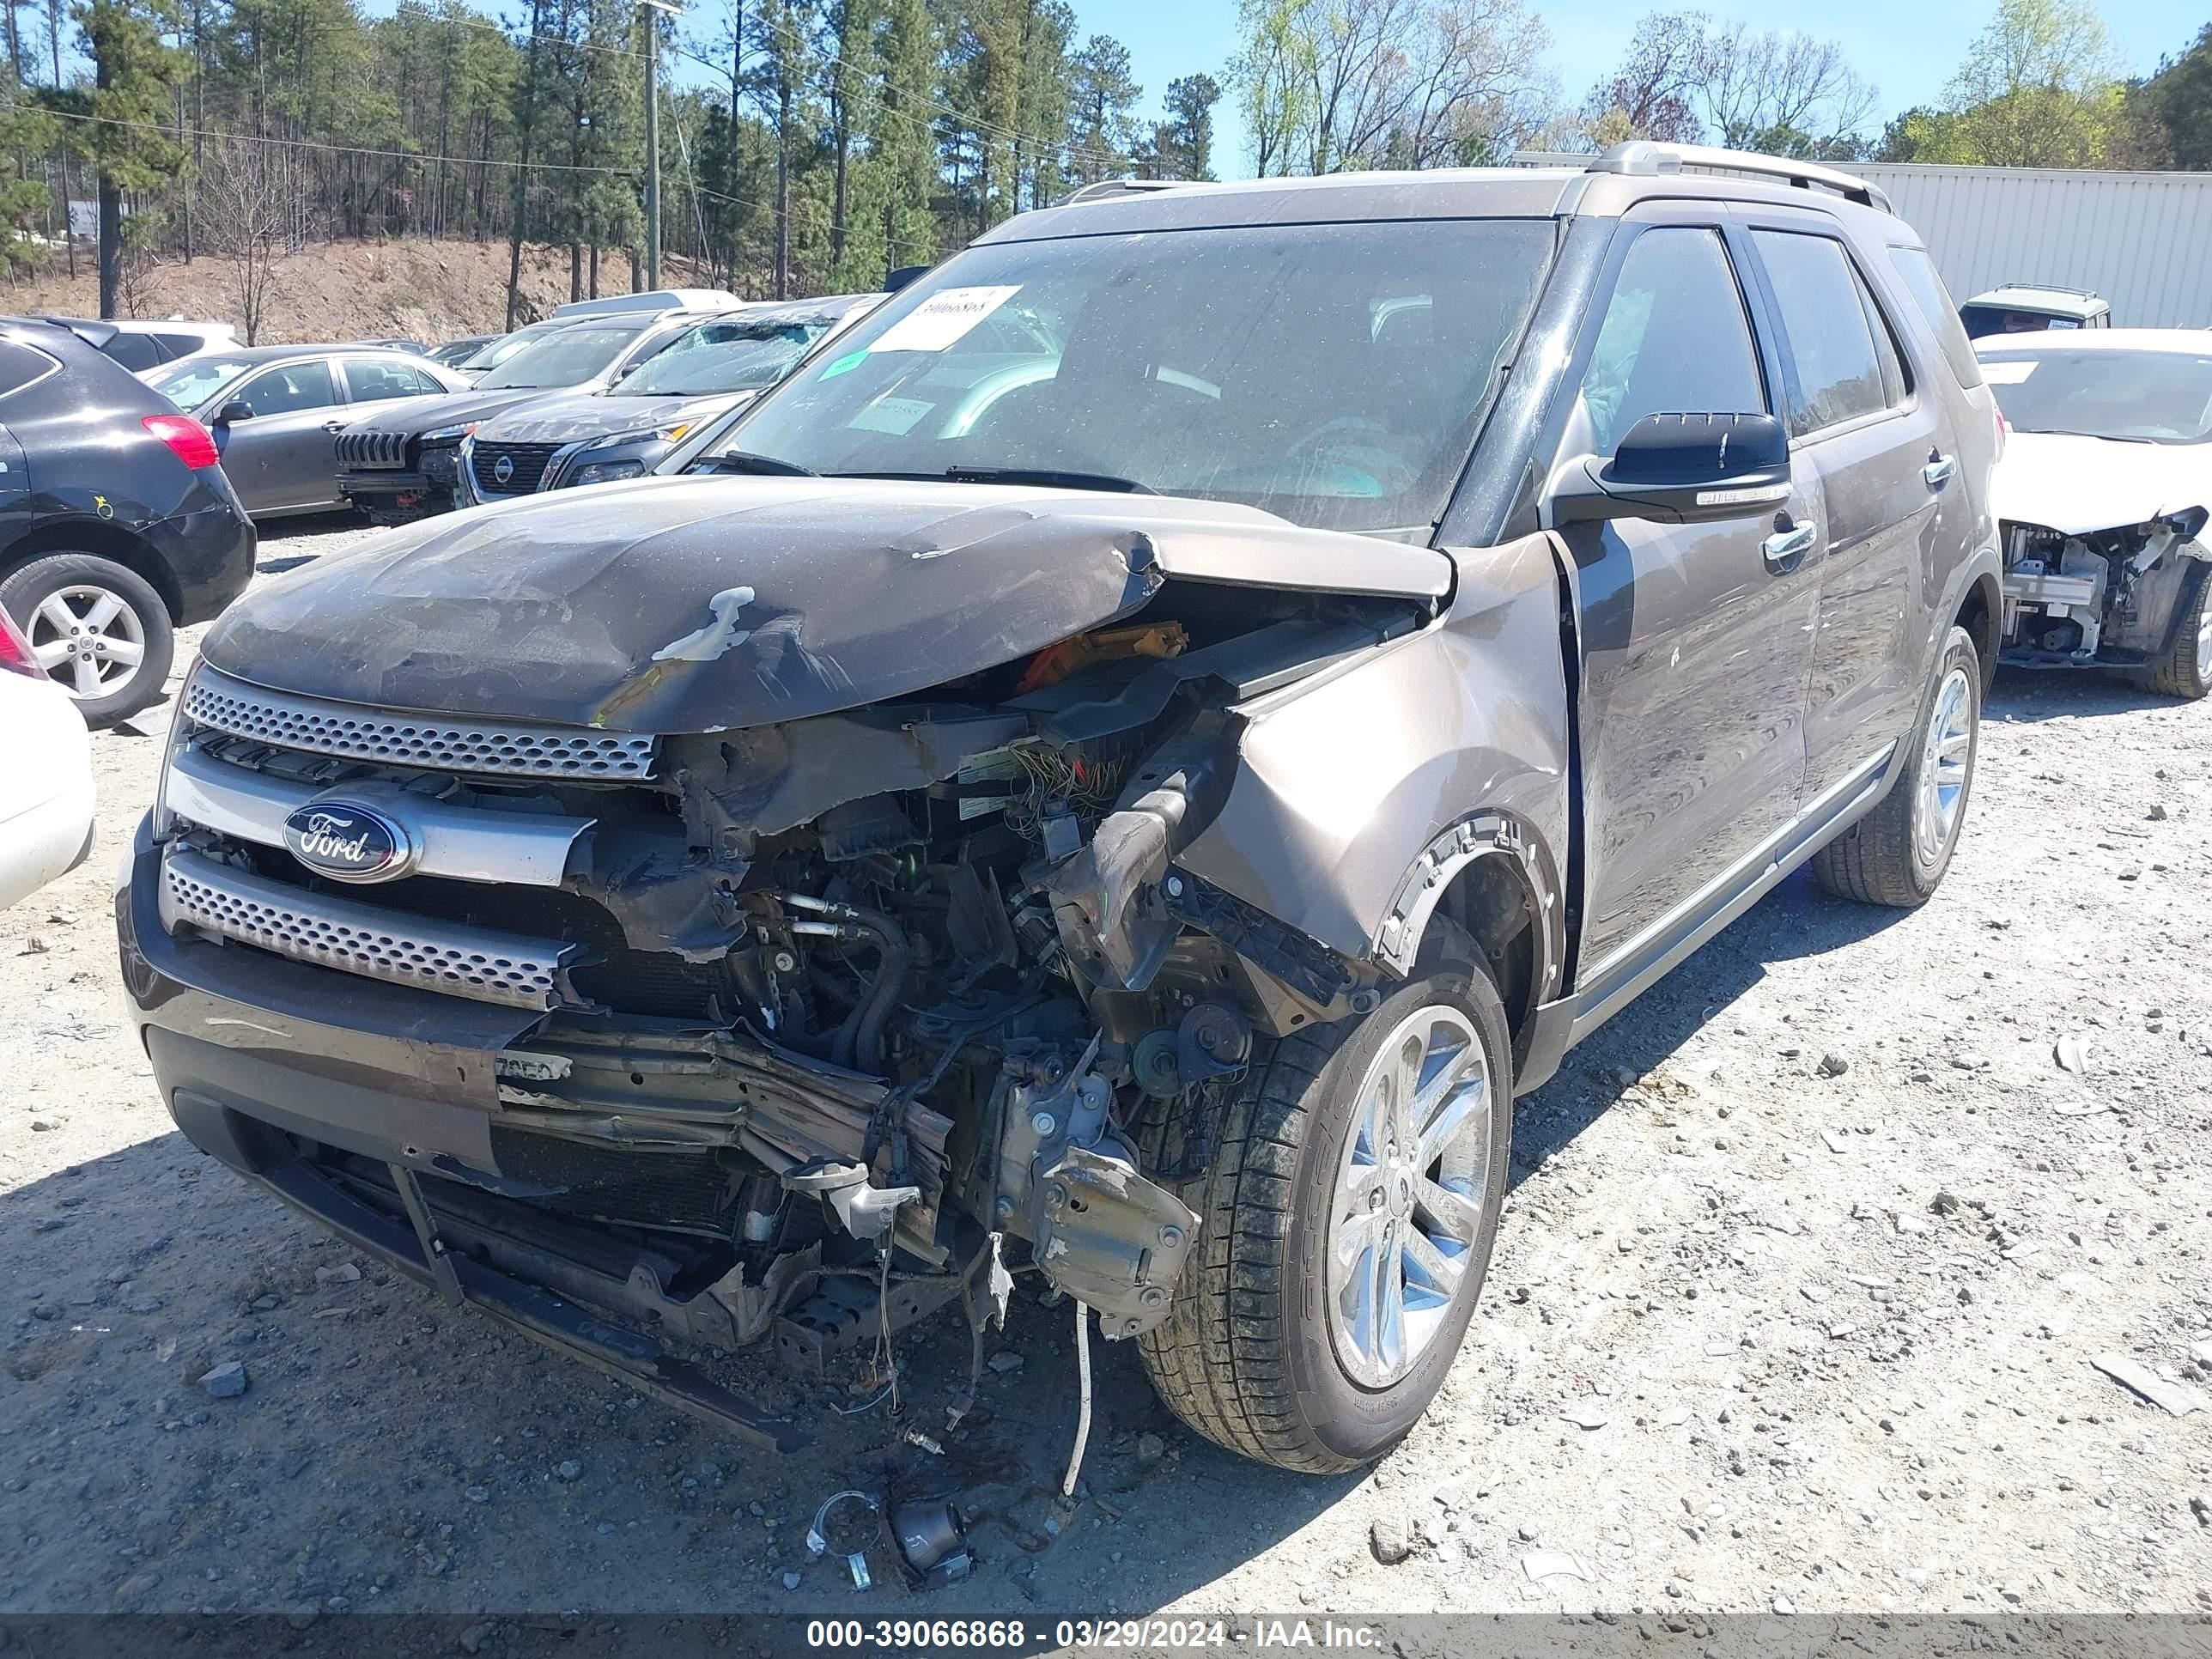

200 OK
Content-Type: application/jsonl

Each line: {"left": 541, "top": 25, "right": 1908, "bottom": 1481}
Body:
{"left": 234, "top": 361, "right": 337, "bottom": 417}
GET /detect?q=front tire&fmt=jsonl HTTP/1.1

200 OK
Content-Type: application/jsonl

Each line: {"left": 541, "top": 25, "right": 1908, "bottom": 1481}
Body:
{"left": 0, "top": 553, "right": 174, "bottom": 726}
{"left": 1136, "top": 957, "right": 1513, "bottom": 1473}
{"left": 2136, "top": 562, "right": 2212, "bottom": 701}
{"left": 1812, "top": 623, "right": 1979, "bottom": 908}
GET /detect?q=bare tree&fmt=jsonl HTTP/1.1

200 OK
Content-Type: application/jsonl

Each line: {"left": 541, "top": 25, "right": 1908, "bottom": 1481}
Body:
{"left": 1579, "top": 9, "right": 1705, "bottom": 145}
{"left": 1235, "top": 0, "right": 1553, "bottom": 173}
{"left": 1696, "top": 25, "right": 1878, "bottom": 150}
{"left": 198, "top": 137, "right": 306, "bottom": 344}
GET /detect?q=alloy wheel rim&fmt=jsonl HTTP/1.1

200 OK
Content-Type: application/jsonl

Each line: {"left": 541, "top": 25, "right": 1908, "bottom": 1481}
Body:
{"left": 1326, "top": 1002, "right": 1491, "bottom": 1389}
{"left": 2195, "top": 596, "right": 2212, "bottom": 682}
{"left": 27, "top": 583, "right": 148, "bottom": 700}
{"left": 1912, "top": 665, "right": 1974, "bottom": 867}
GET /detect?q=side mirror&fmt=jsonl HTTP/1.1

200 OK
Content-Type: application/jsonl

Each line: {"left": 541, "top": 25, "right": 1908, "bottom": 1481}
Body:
{"left": 1553, "top": 411, "right": 1791, "bottom": 526}
{"left": 213, "top": 400, "right": 253, "bottom": 425}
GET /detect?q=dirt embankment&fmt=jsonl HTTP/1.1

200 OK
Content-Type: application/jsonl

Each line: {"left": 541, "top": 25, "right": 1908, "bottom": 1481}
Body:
{"left": 2, "top": 238, "right": 709, "bottom": 345}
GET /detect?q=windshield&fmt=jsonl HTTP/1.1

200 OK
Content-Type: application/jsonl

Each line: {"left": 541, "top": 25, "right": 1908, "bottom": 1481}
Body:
{"left": 1982, "top": 349, "right": 2212, "bottom": 444}
{"left": 145, "top": 354, "right": 257, "bottom": 409}
{"left": 675, "top": 221, "right": 1555, "bottom": 533}
{"left": 475, "top": 324, "right": 644, "bottom": 390}
{"left": 621, "top": 317, "right": 833, "bottom": 396}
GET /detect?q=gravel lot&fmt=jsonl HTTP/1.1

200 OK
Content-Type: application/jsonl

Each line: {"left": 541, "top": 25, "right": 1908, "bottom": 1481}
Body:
{"left": 2, "top": 514, "right": 2209, "bottom": 1620}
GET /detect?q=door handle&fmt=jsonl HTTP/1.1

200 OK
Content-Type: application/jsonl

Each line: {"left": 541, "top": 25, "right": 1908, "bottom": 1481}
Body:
{"left": 322, "top": 420, "right": 348, "bottom": 433}
{"left": 1762, "top": 520, "right": 1817, "bottom": 571}
{"left": 1923, "top": 453, "right": 1956, "bottom": 488}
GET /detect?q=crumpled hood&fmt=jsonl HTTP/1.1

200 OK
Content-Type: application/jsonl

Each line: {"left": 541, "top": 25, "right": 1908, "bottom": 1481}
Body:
{"left": 1992, "top": 431, "right": 2212, "bottom": 536}
{"left": 198, "top": 476, "right": 1449, "bottom": 733}
{"left": 341, "top": 387, "right": 565, "bottom": 440}
{"left": 471, "top": 389, "right": 750, "bottom": 446}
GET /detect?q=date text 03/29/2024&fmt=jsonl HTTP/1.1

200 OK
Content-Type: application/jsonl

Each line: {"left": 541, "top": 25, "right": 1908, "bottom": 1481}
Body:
{"left": 802, "top": 1619, "right": 1386, "bottom": 1650}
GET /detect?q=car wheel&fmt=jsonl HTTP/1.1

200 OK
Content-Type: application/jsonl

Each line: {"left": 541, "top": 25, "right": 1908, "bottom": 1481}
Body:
{"left": 1812, "top": 623, "right": 1980, "bottom": 908}
{"left": 0, "top": 553, "right": 175, "bottom": 726}
{"left": 2136, "top": 562, "right": 2212, "bottom": 701}
{"left": 1134, "top": 951, "right": 1513, "bottom": 1474}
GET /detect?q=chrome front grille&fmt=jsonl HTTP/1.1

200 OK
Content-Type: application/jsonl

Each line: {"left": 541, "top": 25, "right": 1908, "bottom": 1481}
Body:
{"left": 160, "top": 848, "right": 574, "bottom": 1011}
{"left": 182, "top": 666, "right": 658, "bottom": 781}
{"left": 470, "top": 441, "right": 562, "bottom": 496}
{"left": 336, "top": 429, "right": 410, "bottom": 470}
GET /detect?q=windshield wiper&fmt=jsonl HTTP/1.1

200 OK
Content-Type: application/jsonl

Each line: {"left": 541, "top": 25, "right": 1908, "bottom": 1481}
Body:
{"left": 695, "top": 450, "right": 817, "bottom": 477}
{"left": 836, "top": 466, "right": 1158, "bottom": 495}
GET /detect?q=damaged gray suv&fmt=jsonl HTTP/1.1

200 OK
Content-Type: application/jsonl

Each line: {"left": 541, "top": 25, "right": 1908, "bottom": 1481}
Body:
{"left": 118, "top": 144, "right": 2001, "bottom": 1474}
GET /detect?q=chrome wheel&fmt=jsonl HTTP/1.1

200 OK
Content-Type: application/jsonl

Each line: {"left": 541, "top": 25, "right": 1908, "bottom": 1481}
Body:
{"left": 1326, "top": 1003, "right": 1492, "bottom": 1389}
{"left": 1911, "top": 665, "right": 1974, "bottom": 867}
{"left": 27, "top": 582, "right": 149, "bottom": 700}
{"left": 2196, "top": 592, "right": 2212, "bottom": 683}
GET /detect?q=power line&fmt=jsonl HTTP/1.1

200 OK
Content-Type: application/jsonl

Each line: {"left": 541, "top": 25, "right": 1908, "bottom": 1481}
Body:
{"left": 40, "top": 100, "right": 861, "bottom": 242}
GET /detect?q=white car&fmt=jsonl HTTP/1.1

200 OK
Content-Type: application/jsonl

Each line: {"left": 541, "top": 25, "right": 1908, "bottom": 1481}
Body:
{"left": 0, "top": 605, "right": 96, "bottom": 910}
{"left": 1978, "top": 328, "right": 2212, "bottom": 699}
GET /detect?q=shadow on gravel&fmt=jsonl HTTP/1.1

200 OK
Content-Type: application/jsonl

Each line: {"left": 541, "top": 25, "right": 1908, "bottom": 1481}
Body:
{"left": 1987, "top": 666, "right": 2186, "bottom": 725}
{"left": 1509, "top": 866, "right": 1905, "bottom": 1183}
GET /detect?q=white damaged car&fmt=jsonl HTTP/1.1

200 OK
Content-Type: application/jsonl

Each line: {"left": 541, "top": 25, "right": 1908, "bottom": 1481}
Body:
{"left": 1978, "top": 328, "right": 2212, "bottom": 699}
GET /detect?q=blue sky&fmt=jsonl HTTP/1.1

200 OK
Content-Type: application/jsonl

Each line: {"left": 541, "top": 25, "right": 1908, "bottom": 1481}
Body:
{"left": 1094, "top": 0, "right": 2208, "bottom": 173}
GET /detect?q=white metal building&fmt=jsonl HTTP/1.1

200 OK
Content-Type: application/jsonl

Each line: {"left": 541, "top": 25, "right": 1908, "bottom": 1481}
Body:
{"left": 1836, "top": 164, "right": 2212, "bottom": 329}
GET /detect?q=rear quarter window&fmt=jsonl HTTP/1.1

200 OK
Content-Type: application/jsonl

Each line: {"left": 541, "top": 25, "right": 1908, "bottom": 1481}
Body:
{"left": 1888, "top": 248, "right": 1985, "bottom": 388}
{"left": 0, "top": 339, "right": 58, "bottom": 399}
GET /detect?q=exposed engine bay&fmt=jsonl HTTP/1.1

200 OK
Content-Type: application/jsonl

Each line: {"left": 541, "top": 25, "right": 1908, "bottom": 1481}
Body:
{"left": 1999, "top": 509, "right": 2212, "bottom": 667}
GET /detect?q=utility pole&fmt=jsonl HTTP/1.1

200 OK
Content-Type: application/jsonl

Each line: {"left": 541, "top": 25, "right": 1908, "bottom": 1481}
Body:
{"left": 641, "top": 0, "right": 679, "bottom": 291}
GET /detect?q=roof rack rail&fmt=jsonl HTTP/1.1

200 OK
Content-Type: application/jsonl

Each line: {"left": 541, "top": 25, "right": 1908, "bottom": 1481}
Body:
{"left": 1589, "top": 142, "right": 1892, "bottom": 214}
{"left": 1987, "top": 282, "right": 2100, "bottom": 300}
{"left": 1060, "top": 177, "right": 1188, "bottom": 206}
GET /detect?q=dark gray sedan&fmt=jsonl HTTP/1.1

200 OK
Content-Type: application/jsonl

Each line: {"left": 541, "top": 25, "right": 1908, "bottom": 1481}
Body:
{"left": 143, "top": 346, "right": 471, "bottom": 519}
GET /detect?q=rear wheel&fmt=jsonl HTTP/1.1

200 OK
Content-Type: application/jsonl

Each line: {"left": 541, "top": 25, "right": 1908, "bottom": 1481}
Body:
{"left": 0, "top": 553, "right": 174, "bottom": 726}
{"left": 2136, "top": 562, "right": 2212, "bottom": 701}
{"left": 1812, "top": 623, "right": 1979, "bottom": 908}
{"left": 1136, "top": 955, "right": 1512, "bottom": 1473}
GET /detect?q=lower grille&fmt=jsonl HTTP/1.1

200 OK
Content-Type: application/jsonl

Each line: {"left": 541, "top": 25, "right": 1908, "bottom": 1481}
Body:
{"left": 159, "top": 847, "right": 573, "bottom": 1010}
{"left": 489, "top": 1127, "right": 739, "bottom": 1236}
{"left": 471, "top": 441, "right": 562, "bottom": 495}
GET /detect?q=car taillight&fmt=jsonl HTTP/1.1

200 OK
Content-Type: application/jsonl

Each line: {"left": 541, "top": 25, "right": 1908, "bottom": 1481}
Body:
{"left": 143, "top": 412, "right": 221, "bottom": 469}
{"left": 0, "top": 604, "right": 46, "bottom": 679}
{"left": 1992, "top": 403, "right": 2008, "bottom": 460}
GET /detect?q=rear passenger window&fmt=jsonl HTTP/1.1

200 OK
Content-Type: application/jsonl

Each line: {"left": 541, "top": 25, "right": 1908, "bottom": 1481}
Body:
{"left": 0, "top": 340, "right": 57, "bottom": 398}
{"left": 1887, "top": 246, "right": 1985, "bottom": 388}
{"left": 1751, "top": 230, "right": 1890, "bottom": 434}
{"left": 1579, "top": 227, "right": 1767, "bottom": 456}
{"left": 345, "top": 358, "right": 437, "bottom": 401}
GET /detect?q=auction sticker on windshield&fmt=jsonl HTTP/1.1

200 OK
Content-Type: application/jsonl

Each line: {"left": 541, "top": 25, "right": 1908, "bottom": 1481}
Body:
{"left": 868, "top": 285, "right": 1022, "bottom": 353}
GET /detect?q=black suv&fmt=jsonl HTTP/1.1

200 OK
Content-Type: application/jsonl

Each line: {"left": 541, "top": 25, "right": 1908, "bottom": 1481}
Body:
{"left": 0, "top": 319, "right": 255, "bottom": 724}
{"left": 121, "top": 145, "right": 2000, "bottom": 1474}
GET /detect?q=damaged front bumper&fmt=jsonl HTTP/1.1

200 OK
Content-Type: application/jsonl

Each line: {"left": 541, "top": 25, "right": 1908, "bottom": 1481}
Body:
{"left": 118, "top": 817, "right": 828, "bottom": 1449}
{"left": 118, "top": 813, "right": 1197, "bottom": 1443}
{"left": 1999, "top": 512, "right": 2212, "bottom": 670}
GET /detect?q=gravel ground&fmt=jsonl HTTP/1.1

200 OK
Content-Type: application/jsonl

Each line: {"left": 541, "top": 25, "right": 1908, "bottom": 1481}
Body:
{"left": 2, "top": 514, "right": 2209, "bottom": 1620}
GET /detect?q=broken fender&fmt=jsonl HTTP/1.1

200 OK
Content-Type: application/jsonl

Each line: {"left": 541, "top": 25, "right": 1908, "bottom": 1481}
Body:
{"left": 1176, "top": 532, "right": 1571, "bottom": 990}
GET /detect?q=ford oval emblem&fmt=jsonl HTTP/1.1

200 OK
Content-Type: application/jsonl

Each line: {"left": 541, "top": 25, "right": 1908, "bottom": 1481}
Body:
{"left": 283, "top": 801, "right": 414, "bottom": 883}
{"left": 492, "top": 453, "right": 514, "bottom": 484}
